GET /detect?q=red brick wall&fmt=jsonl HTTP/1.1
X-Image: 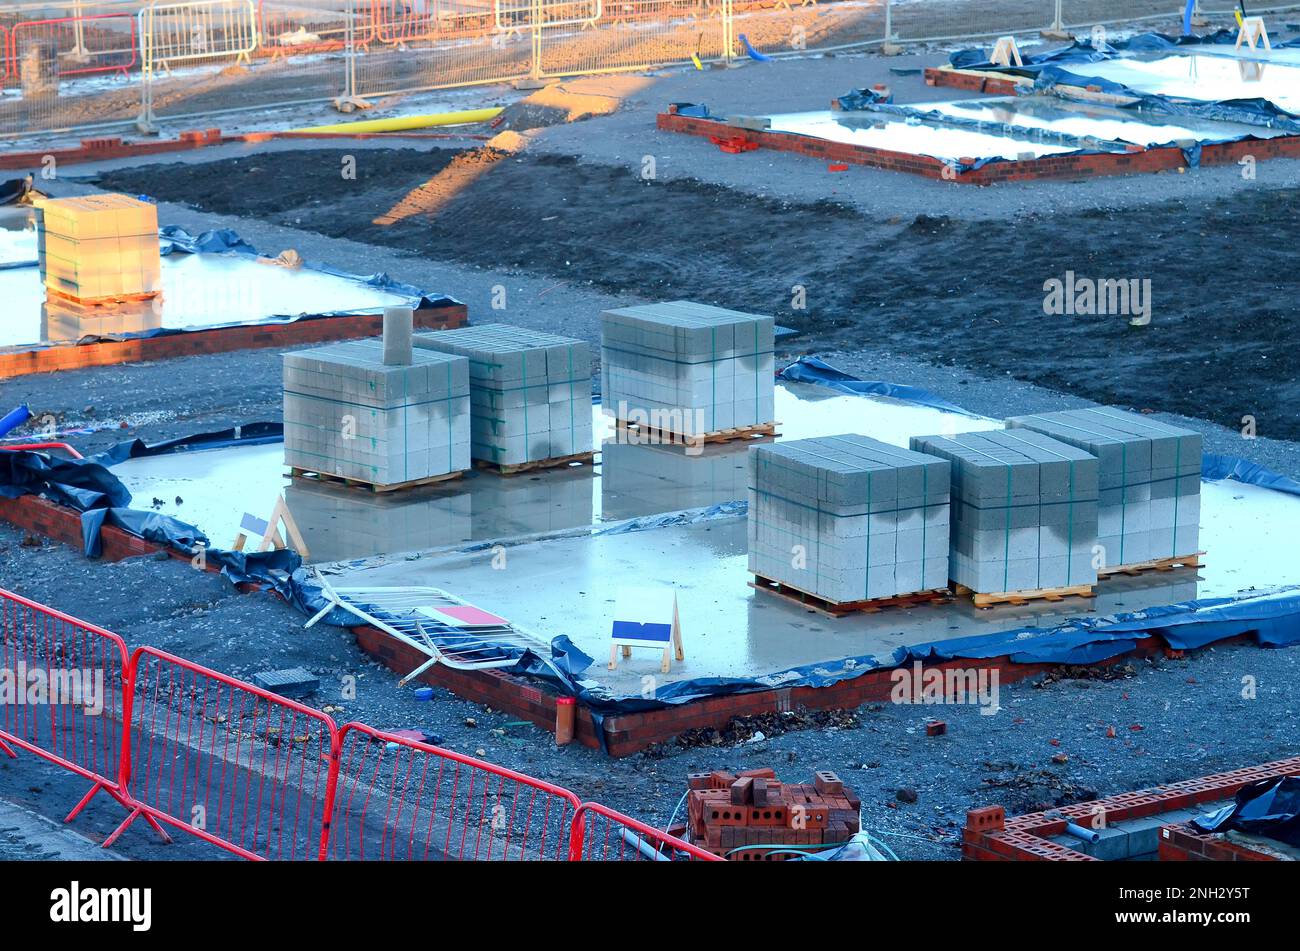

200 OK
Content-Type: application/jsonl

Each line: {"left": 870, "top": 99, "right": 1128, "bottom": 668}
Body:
{"left": 1158, "top": 824, "right": 1279, "bottom": 861}
{"left": 0, "top": 305, "right": 467, "bottom": 379}
{"left": 965, "top": 757, "right": 1300, "bottom": 861}
{"left": 0, "top": 130, "right": 228, "bottom": 171}
{"left": 0, "top": 494, "right": 178, "bottom": 562}
{"left": 924, "top": 67, "right": 1025, "bottom": 95}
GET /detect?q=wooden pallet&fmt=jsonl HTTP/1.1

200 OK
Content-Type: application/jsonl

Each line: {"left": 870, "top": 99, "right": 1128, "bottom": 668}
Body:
{"left": 289, "top": 466, "right": 465, "bottom": 493}
{"left": 750, "top": 574, "right": 951, "bottom": 619}
{"left": 954, "top": 581, "right": 1094, "bottom": 610}
{"left": 47, "top": 287, "right": 161, "bottom": 307}
{"left": 474, "top": 450, "right": 596, "bottom": 476}
{"left": 1098, "top": 551, "right": 1204, "bottom": 579}
{"left": 616, "top": 419, "right": 778, "bottom": 447}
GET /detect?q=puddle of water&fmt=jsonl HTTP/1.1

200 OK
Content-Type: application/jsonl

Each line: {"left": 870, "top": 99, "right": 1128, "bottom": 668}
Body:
{"left": 1079, "top": 53, "right": 1300, "bottom": 115}
{"left": 339, "top": 476, "right": 1299, "bottom": 694}
{"left": 338, "top": 506, "right": 1274, "bottom": 697}
{"left": 106, "top": 382, "right": 1300, "bottom": 692}
{"left": 763, "top": 92, "right": 1280, "bottom": 165}
{"left": 0, "top": 207, "right": 37, "bottom": 265}
{"left": 0, "top": 252, "right": 416, "bottom": 349}
{"left": 111, "top": 383, "right": 995, "bottom": 562}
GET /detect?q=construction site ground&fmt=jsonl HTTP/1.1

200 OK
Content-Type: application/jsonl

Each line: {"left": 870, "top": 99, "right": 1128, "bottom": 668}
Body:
{"left": 3, "top": 41, "right": 1300, "bottom": 859}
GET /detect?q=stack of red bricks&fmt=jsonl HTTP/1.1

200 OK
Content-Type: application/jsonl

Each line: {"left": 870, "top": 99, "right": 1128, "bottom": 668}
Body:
{"left": 686, "top": 768, "right": 860, "bottom": 861}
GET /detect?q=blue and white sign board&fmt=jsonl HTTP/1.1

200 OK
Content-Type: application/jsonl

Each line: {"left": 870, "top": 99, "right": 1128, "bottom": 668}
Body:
{"left": 609, "top": 586, "right": 684, "bottom": 673}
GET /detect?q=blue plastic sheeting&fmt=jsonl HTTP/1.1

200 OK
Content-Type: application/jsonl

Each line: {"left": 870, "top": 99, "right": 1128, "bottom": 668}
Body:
{"left": 834, "top": 87, "right": 894, "bottom": 111}
{"left": 594, "top": 501, "right": 746, "bottom": 536}
{"left": 667, "top": 102, "right": 713, "bottom": 119}
{"left": 948, "top": 30, "right": 1239, "bottom": 71}
{"left": 0, "top": 442, "right": 299, "bottom": 591}
{"left": 777, "top": 356, "right": 983, "bottom": 417}
{"left": 159, "top": 226, "right": 258, "bottom": 256}
{"left": 91, "top": 422, "right": 285, "bottom": 466}
{"left": 1203, "top": 453, "right": 1300, "bottom": 498}
{"left": 156, "top": 225, "right": 462, "bottom": 313}
{"left": 1194, "top": 776, "right": 1300, "bottom": 848}
{"left": 500, "top": 587, "right": 1300, "bottom": 751}
{"left": 0, "top": 178, "right": 33, "bottom": 206}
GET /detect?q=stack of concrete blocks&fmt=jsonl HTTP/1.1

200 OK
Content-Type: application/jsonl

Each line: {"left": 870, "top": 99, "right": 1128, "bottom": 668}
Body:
{"left": 601, "top": 301, "right": 775, "bottom": 437}
{"left": 909, "top": 430, "right": 1099, "bottom": 595}
{"left": 747, "top": 434, "right": 951, "bottom": 604}
{"left": 284, "top": 482, "right": 473, "bottom": 562}
{"left": 283, "top": 340, "right": 470, "bottom": 487}
{"left": 1005, "top": 407, "right": 1201, "bottom": 568}
{"left": 414, "top": 324, "right": 592, "bottom": 467}
{"left": 36, "top": 194, "right": 162, "bottom": 302}
{"left": 43, "top": 297, "right": 162, "bottom": 343}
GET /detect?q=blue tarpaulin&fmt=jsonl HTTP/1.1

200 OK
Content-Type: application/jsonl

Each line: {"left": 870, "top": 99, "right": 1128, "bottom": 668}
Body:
{"left": 947, "top": 31, "right": 1300, "bottom": 130}
{"left": 948, "top": 30, "right": 1241, "bottom": 71}
{"left": 777, "top": 356, "right": 983, "bottom": 417}
{"left": 0, "top": 439, "right": 299, "bottom": 593}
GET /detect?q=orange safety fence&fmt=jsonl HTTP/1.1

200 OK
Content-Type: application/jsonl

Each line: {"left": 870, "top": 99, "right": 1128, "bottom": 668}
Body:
{"left": 8, "top": 13, "right": 137, "bottom": 80}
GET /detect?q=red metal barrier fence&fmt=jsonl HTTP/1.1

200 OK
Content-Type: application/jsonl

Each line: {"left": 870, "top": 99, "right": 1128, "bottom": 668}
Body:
{"left": 0, "top": 587, "right": 144, "bottom": 828}
{"left": 0, "top": 588, "right": 709, "bottom": 860}
{"left": 570, "top": 802, "right": 721, "bottom": 861}
{"left": 328, "top": 722, "right": 580, "bottom": 860}
{"left": 110, "top": 645, "right": 338, "bottom": 859}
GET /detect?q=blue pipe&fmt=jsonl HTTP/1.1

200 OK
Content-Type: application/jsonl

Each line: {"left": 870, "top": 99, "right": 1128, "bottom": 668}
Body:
{"left": 0, "top": 404, "right": 31, "bottom": 439}
{"left": 1065, "top": 821, "right": 1101, "bottom": 843}
{"left": 738, "top": 34, "right": 772, "bottom": 62}
{"left": 1183, "top": 0, "right": 1196, "bottom": 35}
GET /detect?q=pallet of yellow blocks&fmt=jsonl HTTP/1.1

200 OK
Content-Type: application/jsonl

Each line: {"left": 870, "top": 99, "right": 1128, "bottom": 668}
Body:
{"left": 35, "top": 194, "right": 162, "bottom": 304}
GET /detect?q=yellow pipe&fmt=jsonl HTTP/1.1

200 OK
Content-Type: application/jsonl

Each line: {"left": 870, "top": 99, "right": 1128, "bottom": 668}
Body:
{"left": 292, "top": 108, "right": 503, "bottom": 135}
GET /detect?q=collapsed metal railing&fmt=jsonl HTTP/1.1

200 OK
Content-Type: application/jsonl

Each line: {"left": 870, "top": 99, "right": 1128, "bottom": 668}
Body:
{"left": 0, "top": 586, "right": 718, "bottom": 860}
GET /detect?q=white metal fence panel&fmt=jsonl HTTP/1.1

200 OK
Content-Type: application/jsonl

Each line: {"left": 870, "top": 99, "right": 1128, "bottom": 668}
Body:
{"left": 0, "top": 2, "right": 141, "bottom": 137}
{"left": 3, "top": 0, "right": 1293, "bottom": 140}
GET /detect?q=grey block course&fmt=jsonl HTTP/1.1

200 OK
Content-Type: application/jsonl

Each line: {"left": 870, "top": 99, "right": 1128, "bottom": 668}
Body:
{"left": 283, "top": 339, "right": 470, "bottom": 487}
{"left": 747, "top": 434, "right": 951, "bottom": 604}
{"left": 414, "top": 323, "right": 592, "bottom": 466}
{"left": 910, "top": 430, "right": 1099, "bottom": 594}
{"left": 1005, "top": 407, "right": 1201, "bottom": 568}
{"left": 601, "top": 300, "right": 775, "bottom": 435}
